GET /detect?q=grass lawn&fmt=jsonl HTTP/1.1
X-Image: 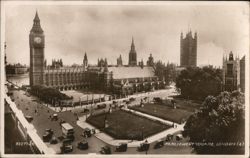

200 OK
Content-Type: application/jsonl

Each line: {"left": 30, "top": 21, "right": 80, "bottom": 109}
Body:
{"left": 129, "top": 99, "right": 201, "bottom": 124}
{"left": 87, "top": 110, "right": 171, "bottom": 140}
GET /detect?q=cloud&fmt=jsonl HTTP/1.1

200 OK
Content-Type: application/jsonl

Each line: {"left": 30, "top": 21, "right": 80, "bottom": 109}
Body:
{"left": 4, "top": 2, "right": 249, "bottom": 67}
{"left": 198, "top": 42, "right": 225, "bottom": 67}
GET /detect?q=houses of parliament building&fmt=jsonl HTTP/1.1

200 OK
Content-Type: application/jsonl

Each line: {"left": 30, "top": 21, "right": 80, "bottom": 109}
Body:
{"left": 30, "top": 12, "right": 166, "bottom": 95}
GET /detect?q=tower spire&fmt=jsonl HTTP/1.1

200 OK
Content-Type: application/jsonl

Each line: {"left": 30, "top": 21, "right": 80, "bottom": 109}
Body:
{"left": 31, "top": 11, "right": 43, "bottom": 33}
{"left": 131, "top": 37, "right": 135, "bottom": 48}
{"left": 34, "top": 10, "right": 40, "bottom": 21}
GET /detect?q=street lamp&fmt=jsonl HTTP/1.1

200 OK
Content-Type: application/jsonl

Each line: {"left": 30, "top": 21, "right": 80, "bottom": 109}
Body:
{"left": 141, "top": 126, "right": 144, "bottom": 141}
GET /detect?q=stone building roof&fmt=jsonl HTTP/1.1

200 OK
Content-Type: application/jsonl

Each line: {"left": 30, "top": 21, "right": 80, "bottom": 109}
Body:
{"left": 108, "top": 66, "right": 156, "bottom": 80}
{"left": 44, "top": 66, "right": 85, "bottom": 74}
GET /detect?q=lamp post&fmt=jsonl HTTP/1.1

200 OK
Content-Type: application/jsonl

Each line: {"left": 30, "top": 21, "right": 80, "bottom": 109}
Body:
{"left": 141, "top": 126, "right": 144, "bottom": 141}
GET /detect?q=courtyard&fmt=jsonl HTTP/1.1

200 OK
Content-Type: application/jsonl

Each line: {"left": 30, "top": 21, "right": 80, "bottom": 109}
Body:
{"left": 87, "top": 110, "right": 171, "bottom": 140}
{"left": 129, "top": 99, "right": 201, "bottom": 124}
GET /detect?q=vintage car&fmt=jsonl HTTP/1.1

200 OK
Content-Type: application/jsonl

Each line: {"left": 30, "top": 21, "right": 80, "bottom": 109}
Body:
{"left": 115, "top": 143, "right": 127, "bottom": 152}
{"left": 82, "top": 128, "right": 92, "bottom": 138}
{"left": 43, "top": 132, "right": 52, "bottom": 142}
{"left": 154, "top": 140, "right": 164, "bottom": 149}
{"left": 60, "top": 139, "right": 73, "bottom": 153}
{"left": 137, "top": 142, "right": 150, "bottom": 152}
{"left": 100, "top": 146, "right": 111, "bottom": 154}
{"left": 176, "top": 134, "right": 183, "bottom": 141}
{"left": 166, "top": 134, "right": 174, "bottom": 141}
{"left": 51, "top": 114, "right": 58, "bottom": 121}
{"left": 25, "top": 115, "right": 33, "bottom": 123}
{"left": 77, "top": 140, "right": 89, "bottom": 150}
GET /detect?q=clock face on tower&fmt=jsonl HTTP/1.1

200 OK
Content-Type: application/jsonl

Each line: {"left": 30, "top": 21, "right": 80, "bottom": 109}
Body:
{"left": 34, "top": 37, "right": 42, "bottom": 44}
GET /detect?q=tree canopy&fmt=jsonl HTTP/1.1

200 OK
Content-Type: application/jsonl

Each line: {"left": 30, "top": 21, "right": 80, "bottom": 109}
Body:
{"left": 176, "top": 66, "right": 222, "bottom": 100}
{"left": 183, "top": 91, "right": 245, "bottom": 154}
{"left": 154, "top": 60, "right": 177, "bottom": 85}
{"left": 30, "top": 85, "right": 72, "bottom": 105}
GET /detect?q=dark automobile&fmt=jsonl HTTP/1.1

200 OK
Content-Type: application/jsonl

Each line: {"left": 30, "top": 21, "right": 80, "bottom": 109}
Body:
{"left": 82, "top": 128, "right": 92, "bottom": 138}
{"left": 115, "top": 143, "right": 127, "bottom": 152}
{"left": 50, "top": 137, "right": 58, "bottom": 144}
{"left": 51, "top": 114, "right": 58, "bottom": 121}
{"left": 100, "top": 146, "right": 111, "bottom": 154}
{"left": 176, "top": 134, "right": 183, "bottom": 141}
{"left": 83, "top": 108, "right": 89, "bottom": 113}
{"left": 154, "top": 140, "right": 164, "bottom": 149}
{"left": 43, "top": 132, "right": 52, "bottom": 142}
{"left": 66, "top": 134, "right": 75, "bottom": 142}
{"left": 166, "top": 134, "right": 173, "bottom": 141}
{"left": 137, "top": 142, "right": 150, "bottom": 152}
{"left": 153, "top": 97, "right": 162, "bottom": 104}
{"left": 60, "top": 139, "right": 73, "bottom": 153}
{"left": 77, "top": 140, "right": 89, "bottom": 150}
{"left": 25, "top": 115, "right": 33, "bottom": 123}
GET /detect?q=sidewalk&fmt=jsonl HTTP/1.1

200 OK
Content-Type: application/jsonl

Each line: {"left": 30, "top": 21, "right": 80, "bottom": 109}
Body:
{"left": 122, "top": 108, "right": 180, "bottom": 126}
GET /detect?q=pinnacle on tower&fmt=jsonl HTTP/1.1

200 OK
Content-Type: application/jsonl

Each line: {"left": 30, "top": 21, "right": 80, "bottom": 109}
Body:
{"left": 34, "top": 10, "right": 40, "bottom": 21}
{"left": 131, "top": 37, "right": 135, "bottom": 48}
{"left": 31, "top": 10, "right": 43, "bottom": 33}
{"left": 84, "top": 52, "right": 87, "bottom": 60}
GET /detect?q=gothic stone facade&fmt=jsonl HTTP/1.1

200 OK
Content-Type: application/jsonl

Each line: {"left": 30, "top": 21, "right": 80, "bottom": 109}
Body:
{"left": 29, "top": 12, "right": 165, "bottom": 95}
{"left": 222, "top": 51, "right": 245, "bottom": 92}
{"left": 180, "top": 31, "right": 197, "bottom": 67}
{"left": 29, "top": 11, "right": 45, "bottom": 86}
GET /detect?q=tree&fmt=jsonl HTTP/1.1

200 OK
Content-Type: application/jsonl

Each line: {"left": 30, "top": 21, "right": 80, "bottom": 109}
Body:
{"left": 154, "top": 60, "right": 177, "bottom": 85}
{"left": 176, "top": 66, "right": 222, "bottom": 100}
{"left": 30, "top": 85, "right": 71, "bottom": 105}
{"left": 183, "top": 91, "right": 245, "bottom": 154}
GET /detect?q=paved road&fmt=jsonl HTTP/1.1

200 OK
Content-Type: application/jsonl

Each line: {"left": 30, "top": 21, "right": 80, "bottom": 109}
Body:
{"left": 9, "top": 87, "right": 193, "bottom": 155}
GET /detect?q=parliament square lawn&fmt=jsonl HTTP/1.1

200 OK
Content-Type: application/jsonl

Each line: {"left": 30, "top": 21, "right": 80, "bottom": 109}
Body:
{"left": 129, "top": 99, "right": 202, "bottom": 124}
{"left": 87, "top": 110, "right": 171, "bottom": 140}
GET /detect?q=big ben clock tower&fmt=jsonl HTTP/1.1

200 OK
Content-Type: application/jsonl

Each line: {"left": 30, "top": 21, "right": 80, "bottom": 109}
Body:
{"left": 29, "top": 11, "right": 45, "bottom": 86}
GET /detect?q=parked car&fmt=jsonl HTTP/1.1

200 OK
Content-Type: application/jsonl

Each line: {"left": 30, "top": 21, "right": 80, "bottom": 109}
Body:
{"left": 154, "top": 140, "right": 164, "bottom": 149}
{"left": 166, "top": 134, "right": 174, "bottom": 141}
{"left": 60, "top": 139, "right": 73, "bottom": 153}
{"left": 82, "top": 128, "right": 92, "bottom": 138}
{"left": 25, "top": 115, "right": 33, "bottom": 123}
{"left": 176, "top": 134, "right": 183, "bottom": 141}
{"left": 43, "top": 132, "right": 52, "bottom": 142}
{"left": 83, "top": 108, "right": 89, "bottom": 113}
{"left": 97, "top": 104, "right": 106, "bottom": 109}
{"left": 153, "top": 97, "right": 162, "bottom": 104}
{"left": 66, "top": 134, "right": 75, "bottom": 142}
{"left": 100, "top": 146, "right": 111, "bottom": 154}
{"left": 115, "top": 143, "right": 127, "bottom": 152}
{"left": 77, "top": 140, "right": 89, "bottom": 150}
{"left": 137, "top": 142, "right": 150, "bottom": 152}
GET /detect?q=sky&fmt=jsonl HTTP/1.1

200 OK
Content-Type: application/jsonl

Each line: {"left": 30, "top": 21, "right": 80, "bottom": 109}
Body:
{"left": 3, "top": 1, "right": 249, "bottom": 67}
